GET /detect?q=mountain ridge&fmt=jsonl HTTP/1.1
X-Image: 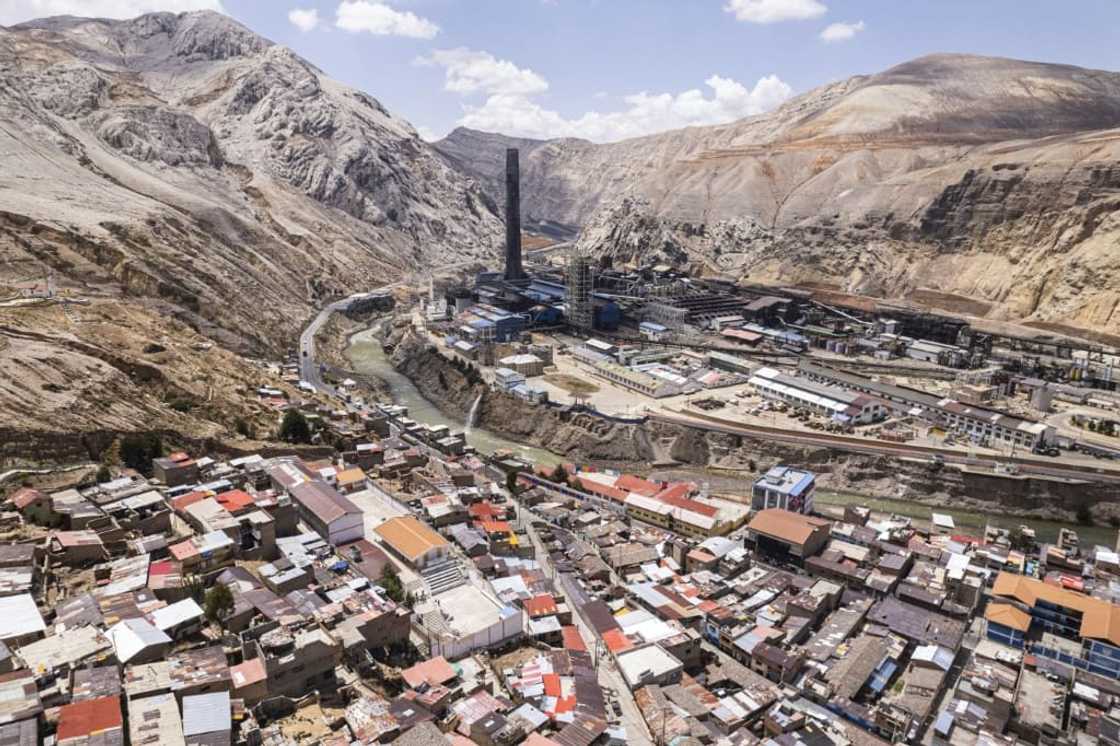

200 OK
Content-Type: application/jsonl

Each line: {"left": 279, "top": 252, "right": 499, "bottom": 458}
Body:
{"left": 435, "top": 53, "right": 1120, "bottom": 334}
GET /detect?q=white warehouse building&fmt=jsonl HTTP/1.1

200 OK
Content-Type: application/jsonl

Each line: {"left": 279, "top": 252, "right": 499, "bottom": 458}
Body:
{"left": 749, "top": 367, "right": 888, "bottom": 425}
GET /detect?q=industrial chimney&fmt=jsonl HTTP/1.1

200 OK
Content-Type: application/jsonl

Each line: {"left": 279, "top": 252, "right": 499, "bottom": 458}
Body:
{"left": 503, "top": 148, "right": 526, "bottom": 282}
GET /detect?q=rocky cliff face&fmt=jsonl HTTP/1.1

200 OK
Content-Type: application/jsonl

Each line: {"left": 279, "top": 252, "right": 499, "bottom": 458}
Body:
{"left": 437, "top": 54, "right": 1120, "bottom": 335}
{"left": 0, "top": 11, "right": 502, "bottom": 353}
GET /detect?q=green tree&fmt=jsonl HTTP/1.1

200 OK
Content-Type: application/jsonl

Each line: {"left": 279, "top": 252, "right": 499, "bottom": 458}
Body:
{"left": 120, "top": 434, "right": 163, "bottom": 477}
{"left": 279, "top": 409, "right": 312, "bottom": 443}
{"left": 95, "top": 465, "right": 112, "bottom": 483}
{"left": 204, "top": 584, "right": 234, "bottom": 625}
{"left": 505, "top": 471, "right": 520, "bottom": 496}
{"left": 234, "top": 418, "right": 255, "bottom": 439}
{"left": 549, "top": 463, "right": 569, "bottom": 486}
{"left": 183, "top": 573, "right": 205, "bottom": 603}
{"left": 379, "top": 565, "right": 405, "bottom": 604}
{"left": 1077, "top": 504, "right": 1094, "bottom": 526}
{"left": 1008, "top": 527, "right": 1033, "bottom": 552}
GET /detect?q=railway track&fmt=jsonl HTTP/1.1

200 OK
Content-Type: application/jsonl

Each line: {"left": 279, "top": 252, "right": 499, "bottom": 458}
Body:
{"left": 651, "top": 410, "right": 1120, "bottom": 485}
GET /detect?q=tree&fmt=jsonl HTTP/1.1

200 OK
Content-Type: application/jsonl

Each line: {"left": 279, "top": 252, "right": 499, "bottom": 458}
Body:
{"left": 183, "top": 573, "right": 205, "bottom": 603}
{"left": 549, "top": 463, "right": 569, "bottom": 486}
{"left": 505, "top": 471, "right": 520, "bottom": 496}
{"left": 279, "top": 409, "right": 312, "bottom": 443}
{"left": 1077, "top": 504, "right": 1094, "bottom": 526}
{"left": 204, "top": 584, "right": 234, "bottom": 625}
{"left": 234, "top": 418, "right": 255, "bottom": 439}
{"left": 95, "top": 465, "right": 112, "bottom": 483}
{"left": 1008, "top": 526, "right": 1034, "bottom": 552}
{"left": 379, "top": 565, "right": 405, "bottom": 604}
{"left": 120, "top": 434, "right": 163, "bottom": 477}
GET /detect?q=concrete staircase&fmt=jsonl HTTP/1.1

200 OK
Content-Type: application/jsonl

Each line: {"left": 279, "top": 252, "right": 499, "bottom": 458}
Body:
{"left": 421, "top": 559, "right": 466, "bottom": 596}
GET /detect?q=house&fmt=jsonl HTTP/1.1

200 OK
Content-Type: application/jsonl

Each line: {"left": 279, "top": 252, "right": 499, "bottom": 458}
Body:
{"left": 257, "top": 627, "right": 341, "bottom": 698}
{"left": 108, "top": 618, "right": 172, "bottom": 664}
{"left": 153, "top": 453, "right": 201, "bottom": 487}
{"left": 182, "top": 691, "right": 231, "bottom": 746}
{"left": 615, "top": 644, "right": 684, "bottom": 689}
{"left": 7, "top": 488, "right": 54, "bottom": 525}
{"left": 289, "top": 481, "right": 363, "bottom": 545}
{"left": 751, "top": 466, "right": 816, "bottom": 514}
{"left": 0, "top": 670, "right": 42, "bottom": 725}
{"left": 149, "top": 598, "right": 204, "bottom": 640}
{"left": 374, "top": 516, "right": 451, "bottom": 570}
{"left": 128, "top": 693, "right": 185, "bottom": 746}
{"left": 49, "top": 531, "right": 107, "bottom": 565}
{"left": 335, "top": 467, "right": 368, "bottom": 494}
{"left": 0, "top": 595, "right": 45, "bottom": 646}
{"left": 743, "top": 509, "right": 830, "bottom": 566}
{"left": 57, "top": 696, "right": 123, "bottom": 746}
{"left": 639, "top": 321, "right": 670, "bottom": 342}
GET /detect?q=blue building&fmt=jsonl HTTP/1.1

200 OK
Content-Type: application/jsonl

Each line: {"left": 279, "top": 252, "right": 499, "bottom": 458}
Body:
{"left": 458, "top": 304, "right": 526, "bottom": 343}
{"left": 751, "top": 466, "right": 816, "bottom": 514}
{"left": 988, "top": 572, "right": 1120, "bottom": 679}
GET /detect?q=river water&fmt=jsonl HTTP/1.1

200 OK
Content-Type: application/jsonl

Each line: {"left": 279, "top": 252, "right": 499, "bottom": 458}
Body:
{"left": 347, "top": 328, "right": 1114, "bottom": 546}
{"left": 346, "top": 329, "right": 561, "bottom": 466}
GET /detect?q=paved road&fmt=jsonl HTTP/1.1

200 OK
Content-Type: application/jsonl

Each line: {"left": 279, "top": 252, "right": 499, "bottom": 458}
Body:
{"left": 520, "top": 507, "right": 654, "bottom": 746}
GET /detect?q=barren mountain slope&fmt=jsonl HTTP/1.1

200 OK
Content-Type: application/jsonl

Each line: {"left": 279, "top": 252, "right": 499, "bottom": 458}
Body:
{"left": 0, "top": 11, "right": 501, "bottom": 353}
{"left": 437, "top": 55, "right": 1120, "bottom": 334}
{"left": 0, "top": 10, "right": 501, "bottom": 444}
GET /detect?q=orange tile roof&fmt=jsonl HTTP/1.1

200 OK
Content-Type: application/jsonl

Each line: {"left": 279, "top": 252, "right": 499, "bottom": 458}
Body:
{"left": 374, "top": 516, "right": 449, "bottom": 562}
{"left": 747, "top": 509, "right": 829, "bottom": 546}
{"left": 469, "top": 502, "right": 501, "bottom": 520}
{"left": 215, "top": 489, "right": 254, "bottom": 513}
{"left": 992, "top": 571, "right": 1120, "bottom": 646}
{"left": 479, "top": 520, "right": 512, "bottom": 535}
{"left": 57, "top": 695, "right": 122, "bottom": 741}
{"left": 616, "top": 474, "right": 662, "bottom": 497}
{"left": 576, "top": 477, "right": 629, "bottom": 503}
{"left": 9, "top": 488, "right": 45, "bottom": 510}
{"left": 985, "top": 603, "right": 1031, "bottom": 633}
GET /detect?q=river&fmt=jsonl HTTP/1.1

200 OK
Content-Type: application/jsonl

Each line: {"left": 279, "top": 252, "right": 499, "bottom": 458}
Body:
{"left": 346, "top": 329, "right": 562, "bottom": 466}
{"left": 347, "top": 328, "right": 1114, "bottom": 546}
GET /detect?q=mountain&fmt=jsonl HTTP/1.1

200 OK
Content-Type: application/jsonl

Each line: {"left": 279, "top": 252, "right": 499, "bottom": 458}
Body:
{"left": 436, "top": 54, "right": 1120, "bottom": 336}
{"left": 0, "top": 11, "right": 501, "bottom": 445}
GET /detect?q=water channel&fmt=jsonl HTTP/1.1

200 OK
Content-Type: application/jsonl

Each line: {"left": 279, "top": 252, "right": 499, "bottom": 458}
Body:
{"left": 346, "top": 328, "right": 1115, "bottom": 547}
{"left": 346, "top": 328, "right": 561, "bottom": 466}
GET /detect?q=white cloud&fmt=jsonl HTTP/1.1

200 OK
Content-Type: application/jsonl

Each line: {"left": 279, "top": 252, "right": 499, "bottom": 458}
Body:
{"left": 415, "top": 125, "right": 437, "bottom": 142}
{"left": 335, "top": 0, "right": 438, "bottom": 39}
{"left": 417, "top": 47, "right": 548, "bottom": 96}
{"left": 820, "top": 20, "right": 864, "bottom": 42}
{"left": 724, "top": 0, "right": 827, "bottom": 24}
{"left": 457, "top": 74, "right": 793, "bottom": 143}
{"left": 0, "top": 0, "right": 222, "bottom": 25}
{"left": 288, "top": 7, "right": 320, "bottom": 32}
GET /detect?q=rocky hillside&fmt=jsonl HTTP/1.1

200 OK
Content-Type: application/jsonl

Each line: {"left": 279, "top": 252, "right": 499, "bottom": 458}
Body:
{"left": 0, "top": 11, "right": 502, "bottom": 353}
{"left": 436, "top": 55, "right": 1120, "bottom": 335}
{"left": 0, "top": 10, "right": 501, "bottom": 446}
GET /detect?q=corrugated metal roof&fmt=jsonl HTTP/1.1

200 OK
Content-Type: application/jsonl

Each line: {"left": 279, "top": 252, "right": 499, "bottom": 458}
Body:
{"left": 0, "top": 595, "right": 45, "bottom": 640}
{"left": 182, "top": 691, "right": 231, "bottom": 737}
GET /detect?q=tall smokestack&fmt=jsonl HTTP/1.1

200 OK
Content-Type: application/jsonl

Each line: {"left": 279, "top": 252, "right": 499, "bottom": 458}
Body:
{"left": 503, "top": 148, "right": 525, "bottom": 282}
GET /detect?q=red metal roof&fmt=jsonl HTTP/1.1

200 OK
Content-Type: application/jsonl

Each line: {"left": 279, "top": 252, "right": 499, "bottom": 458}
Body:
{"left": 602, "top": 628, "right": 634, "bottom": 653}
{"left": 523, "top": 594, "right": 558, "bottom": 618}
{"left": 57, "top": 695, "right": 122, "bottom": 741}
{"left": 615, "top": 475, "right": 662, "bottom": 497}
{"left": 171, "top": 491, "right": 210, "bottom": 512}
{"left": 215, "top": 489, "right": 255, "bottom": 513}
{"left": 561, "top": 626, "right": 587, "bottom": 652}
{"left": 542, "top": 673, "right": 562, "bottom": 698}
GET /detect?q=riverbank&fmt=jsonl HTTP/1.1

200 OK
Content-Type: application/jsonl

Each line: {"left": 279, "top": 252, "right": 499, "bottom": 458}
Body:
{"left": 347, "top": 325, "right": 1120, "bottom": 529}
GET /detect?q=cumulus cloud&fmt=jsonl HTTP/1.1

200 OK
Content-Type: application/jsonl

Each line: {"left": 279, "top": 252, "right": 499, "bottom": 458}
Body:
{"left": 417, "top": 48, "right": 548, "bottom": 96}
{"left": 288, "top": 7, "right": 320, "bottom": 32}
{"left": 820, "top": 20, "right": 864, "bottom": 42}
{"left": 335, "top": 0, "right": 438, "bottom": 39}
{"left": 457, "top": 74, "right": 793, "bottom": 143}
{"left": 724, "top": 0, "right": 827, "bottom": 24}
{"left": 0, "top": 0, "right": 222, "bottom": 25}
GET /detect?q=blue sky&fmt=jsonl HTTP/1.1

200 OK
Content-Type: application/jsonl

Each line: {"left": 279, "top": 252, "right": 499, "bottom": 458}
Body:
{"left": 5, "top": 0, "right": 1120, "bottom": 142}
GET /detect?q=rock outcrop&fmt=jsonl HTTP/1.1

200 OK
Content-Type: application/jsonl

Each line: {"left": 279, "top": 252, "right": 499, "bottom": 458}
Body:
{"left": 0, "top": 11, "right": 502, "bottom": 353}
{"left": 436, "top": 54, "right": 1120, "bottom": 335}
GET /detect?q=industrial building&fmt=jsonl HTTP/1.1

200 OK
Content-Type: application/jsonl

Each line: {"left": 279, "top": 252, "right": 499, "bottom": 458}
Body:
{"left": 750, "top": 367, "right": 888, "bottom": 425}
{"left": 587, "top": 360, "right": 683, "bottom": 399}
{"left": 800, "top": 360, "right": 1055, "bottom": 449}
